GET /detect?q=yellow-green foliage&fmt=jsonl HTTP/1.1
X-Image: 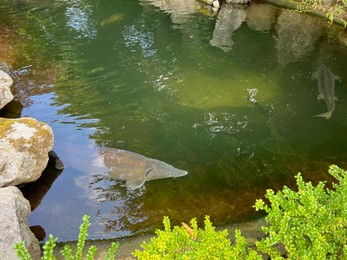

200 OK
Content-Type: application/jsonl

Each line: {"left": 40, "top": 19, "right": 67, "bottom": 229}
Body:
{"left": 254, "top": 165, "right": 347, "bottom": 259}
{"left": 15, "top": 215, "right": 119, "bottom": 260}
{"left": 133, "top": 165, "right": 347, "bottom": 259}
{"left": 132, "top": 216, "right": 261, "bottom": 260}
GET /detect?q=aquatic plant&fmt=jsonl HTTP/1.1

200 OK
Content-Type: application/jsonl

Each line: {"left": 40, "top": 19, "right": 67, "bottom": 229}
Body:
{"left": 14, "top": 215, "right": 119, "bottom": 260}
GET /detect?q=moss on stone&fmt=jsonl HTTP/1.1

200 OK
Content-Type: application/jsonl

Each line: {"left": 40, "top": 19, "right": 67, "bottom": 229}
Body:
{"left": 0, "top": 118, "right": 15, "bottom": 139}
{"left": 0, "top": 118, "right": 53, "bottom": 159}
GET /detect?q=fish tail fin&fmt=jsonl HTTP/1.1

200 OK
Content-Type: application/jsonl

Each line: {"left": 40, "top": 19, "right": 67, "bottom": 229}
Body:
{"left": 314, "top": 111, "right": 332, "bottom": 119}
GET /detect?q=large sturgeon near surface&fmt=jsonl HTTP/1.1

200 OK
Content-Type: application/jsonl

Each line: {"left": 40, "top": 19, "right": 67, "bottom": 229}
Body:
{"left": 93, "top": 148, "right": 188, "bottom": 190}
{"left": 312, "top": 64, "right": 340, "bottom": 119}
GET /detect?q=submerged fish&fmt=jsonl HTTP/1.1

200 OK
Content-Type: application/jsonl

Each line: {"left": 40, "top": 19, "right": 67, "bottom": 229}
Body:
{"left": 312, "top": 64, "right": 340, "bottom": 119}
{"left": 100, "top": 13, "right": 124, "bottom": 27}
{"left": 94, "top": 148, "right": 188, "bottom": 190}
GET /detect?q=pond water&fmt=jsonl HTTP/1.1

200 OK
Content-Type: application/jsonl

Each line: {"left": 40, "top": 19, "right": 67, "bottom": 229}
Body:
{"left": 1, "top": 0, "right": 347, "bottom": 241}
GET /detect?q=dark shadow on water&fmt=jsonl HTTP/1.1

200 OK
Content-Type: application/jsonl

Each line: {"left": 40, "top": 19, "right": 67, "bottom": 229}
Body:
{"left": 0, "top": 99, "right": 23, "bottom": 118}
{"left": 21, "top": 154, "right": 64, "bottom": 212}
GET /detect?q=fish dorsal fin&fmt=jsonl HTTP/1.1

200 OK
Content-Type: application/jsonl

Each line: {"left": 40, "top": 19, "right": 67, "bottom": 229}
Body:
{"left": 125, "top": 177, "right": 146, "bottom": 190}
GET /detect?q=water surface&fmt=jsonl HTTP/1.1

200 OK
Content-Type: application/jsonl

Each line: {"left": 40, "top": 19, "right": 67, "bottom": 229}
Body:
{"left": 1, "top": 0, "right": 347, "bottom": 241}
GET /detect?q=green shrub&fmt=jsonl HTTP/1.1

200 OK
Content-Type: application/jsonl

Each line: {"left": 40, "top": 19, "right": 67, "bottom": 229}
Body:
{"left": 254, "top": 165, "right": 347, "bottom": 259}
{"left": 132, "top": 216, "right": 261, "bottom": 259}
{"left": 133, "top": 165, "right": 347, "bottom": 259}
{"left": 14, "top": 215, "right": 119, "bottom": 260}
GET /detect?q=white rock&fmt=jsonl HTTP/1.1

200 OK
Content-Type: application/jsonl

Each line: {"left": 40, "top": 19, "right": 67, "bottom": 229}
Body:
{"left": 0, "top": 186, "right": 41, "bottom": 259}
{"left": 0, "top": 117, "right": 54, "bottom": 187}
{"left": 0, "top": 70, "right": 14, "bottom": 110}
{"left": 212, "top": 0, "right": 220, "bottom": 8}
{"left": 200, "top": 0, "right": 214, "bottom": 5}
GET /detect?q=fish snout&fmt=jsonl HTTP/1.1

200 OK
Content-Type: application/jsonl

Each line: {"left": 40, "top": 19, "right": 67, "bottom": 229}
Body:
{"left": 175, "top": 170, "right": 188, "bottom": 177}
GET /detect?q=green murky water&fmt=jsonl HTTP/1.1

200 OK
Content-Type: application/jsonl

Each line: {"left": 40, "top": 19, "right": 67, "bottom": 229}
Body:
{"left": 1, "top": 0, "right": 347, "bottom": 241}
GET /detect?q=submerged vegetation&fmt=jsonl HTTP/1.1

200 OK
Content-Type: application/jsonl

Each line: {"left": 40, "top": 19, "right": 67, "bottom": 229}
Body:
{"left": 15, "top": 165, "right": 347, "bottom": 259}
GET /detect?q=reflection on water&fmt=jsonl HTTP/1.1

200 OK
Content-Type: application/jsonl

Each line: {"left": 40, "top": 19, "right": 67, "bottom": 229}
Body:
{"left": 210, "top": 4, "right": 246, "bottom": 52}
{"left": 275, "top": 9, "right": 324, "bottom": 66}
{"left": 65, "top": 0, "right": 97, "bottom": 39}
{"left": 1, "top": 0, "right": 347, "bottom": 241}
{"left": 141, "top": 0, "right": 201, "bottom": 24}
{"left": 245, "top": 3, "right": 277, "bottom": 32}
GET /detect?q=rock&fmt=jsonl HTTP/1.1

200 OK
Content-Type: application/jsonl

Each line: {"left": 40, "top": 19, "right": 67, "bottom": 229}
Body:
{"left": 0, "top": 117, "right": 54, "bottom": 187}
{"left": 0, "top": 186, "right": 41, "bottom": 259}
{"left": 199, "top": 0, "right": 214, "bottom": 5}
{"left": 212, "top": 0, "right": 220, "bottom": 8}
{"left": 0, "top": 69, "right": 14, "bottom": 110}
{"left": 0, "top": 61, "right": 12, "bottom": 73}
{"left": 54, "top": 158, "right": 65, "bottom": 170}
{"left": 321, "top": 0, "right": 335, "bottom": 6}
{"left": 48, "top": 150, "right": 65, "bottom": 170}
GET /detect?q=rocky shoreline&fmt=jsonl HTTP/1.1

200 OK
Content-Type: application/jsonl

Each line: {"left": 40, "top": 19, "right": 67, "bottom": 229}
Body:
{"left": 0, "top": 68, "right": 54, "bottom": 259}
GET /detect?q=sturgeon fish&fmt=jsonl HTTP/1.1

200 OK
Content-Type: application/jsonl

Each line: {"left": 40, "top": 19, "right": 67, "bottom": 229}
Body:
{"left": 56, "top": 143, "right": 188, "bottom": 190}
{"left": 93, "top": 148, "right": 188, "bottom": 190}
{"left": 312, "top": 64, "right": 340, "bottom": 119}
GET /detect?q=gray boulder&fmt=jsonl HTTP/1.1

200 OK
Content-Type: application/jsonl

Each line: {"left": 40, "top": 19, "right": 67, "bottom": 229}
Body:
{"left": 0, "top": 69, "right": 14, "bottom": 110}
{"left": 0, "top": 117, "right": 54, "bottom": 187}
{"left": 0, "top": 186, "right": 41, "bottom": 259}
